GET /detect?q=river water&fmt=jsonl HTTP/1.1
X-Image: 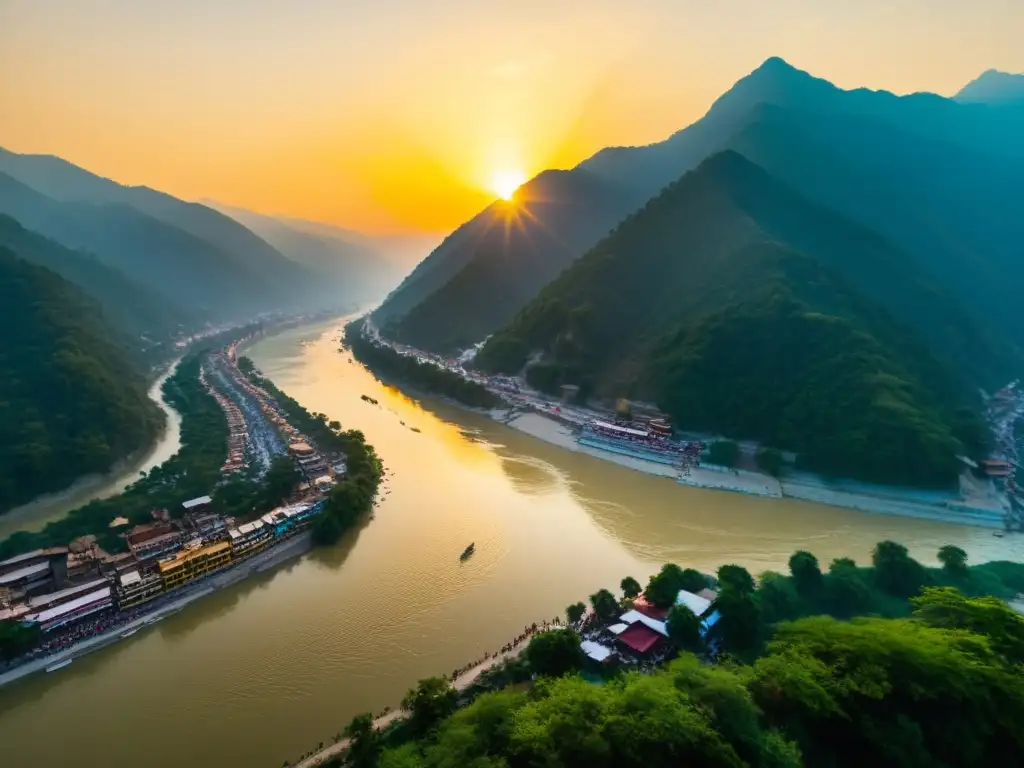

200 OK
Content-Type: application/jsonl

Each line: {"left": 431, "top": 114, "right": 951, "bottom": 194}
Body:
{"left": 0, "top": 321, "right": 1018, "bottom": 768}
{"left": 0, "top": 360, "right": 184, "bottom": 541}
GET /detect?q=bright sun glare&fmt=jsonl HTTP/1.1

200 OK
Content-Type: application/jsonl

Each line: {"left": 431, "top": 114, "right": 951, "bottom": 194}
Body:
{"left": 491, "top": 169, "right": 527, "bottom": 201}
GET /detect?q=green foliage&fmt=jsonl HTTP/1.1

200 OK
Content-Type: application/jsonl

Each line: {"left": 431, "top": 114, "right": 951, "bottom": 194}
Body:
{"left": 0, "top": 620, "right": 40, "bottom": 661}
{"left": 911, "top": 587, "right": 1024, "bottom": 666}
{"left": 718, "top": 564, "right": 756, "bottom": 596}
{"left": 753, "top": 615, "right": 1024, "bottom": 767}
{"left": 825, "top": 559, "right": 872, "bottom": 618}
{"left": 757, "top": 572, "right": 800, "bottom": 625}
{"left": 872, "top": 540, "right": 929, "bottom": 598}
{"left": 0, "top": 248, "right": 163, "bottom": 514}
{"left": 706, "top": 441, "right": 740, "bottom": 468}
{"left": 344, "top": 321, "right": 499, "bottom": 409}
{"left": 756, "top": 447, "right": 786, "bottom": 477}
{"left": 526, "top": 629, "right": 585, "bottom": 678}
{"left": 565, "top": 602, "right": 587, "bottom": 625}
{"left": 477, "top": 153, "right": 985, "bottom": 487}
{"left": 666, "top": 604, "right": 704, "bottom": 653}
{"left": 938, "top": 544, "right": 969, "bottom": 576}
{"left": 787, "top": 551, "right": 822, "bottom": 596}
{"left": 589, "top": 589, "right": 619, "bottom": 622}
{"left": 712, "top": 586, "right": 763, "bottom": 657}
{"left": 644, "top": 563, "right": 709, "bottom": 608}
{"left": 619, "top": 576, "right": 642, "bottom": 600}
{"left": 0, "top": 348, "right": 231, "bottom": 558}
{"left": 342, "top": 712, "right": 381, "bottom": 768}
{"left": 401, "top": 678, "right": 458, "bottom": 737}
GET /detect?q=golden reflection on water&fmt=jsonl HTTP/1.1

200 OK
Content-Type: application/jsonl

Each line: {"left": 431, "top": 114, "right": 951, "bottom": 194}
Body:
{"left": 0, "top": 319, "right": 1018, "bottom": 768}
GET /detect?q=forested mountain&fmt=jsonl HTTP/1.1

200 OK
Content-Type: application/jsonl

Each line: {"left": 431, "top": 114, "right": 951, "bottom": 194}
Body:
{"left": 373, "top": 169, "right": 646, "bottom": 350}
{"left": 209, "top": 201, "right": 400, "bottom": 302}
{"left": 0, "top": 248, "right": 162, "bottom": 513}
{"left": 478, "top": 153, "right": 989, "bottom": 486}
{"left": 955, "top": 69, "right": 1024, "bottom": 104}
{"left": 0, "top": 214, "right": 189, "bottom": 345}
{"left": 378, "top": 57, "right": 1024, "bottom": 359}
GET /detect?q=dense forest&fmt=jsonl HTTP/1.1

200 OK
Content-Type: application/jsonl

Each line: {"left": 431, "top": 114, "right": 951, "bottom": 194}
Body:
{"left": 0, "top": 248, "right": 163, "bottom": 515}
{"left": 344, "top": 321, "right": 500, "bottom": 410}
{"left": 315, "top": 543, "right": 1024, "bottom": 768}
{"left": 477, "top": 153, "right": 989, "bottom": 486}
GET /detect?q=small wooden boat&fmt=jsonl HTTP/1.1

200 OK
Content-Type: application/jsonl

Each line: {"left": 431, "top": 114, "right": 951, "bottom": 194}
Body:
{"left": 45, "top": 659, "right": 73, "bottom": 673}
{"left": 460, "top": 543, "right": 475, "bottom": 560}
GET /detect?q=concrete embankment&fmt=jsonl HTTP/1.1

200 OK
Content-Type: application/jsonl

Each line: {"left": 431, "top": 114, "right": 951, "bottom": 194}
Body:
{"left": 0, "top": 531, "right": 314, "bottom": 690}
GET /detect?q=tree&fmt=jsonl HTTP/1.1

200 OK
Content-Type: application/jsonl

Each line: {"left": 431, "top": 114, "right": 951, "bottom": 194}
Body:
{"left": 342, "top": 712, "right": 380, "bottom": 768}
{"left": 872, "top": 540, "right": 928, "bottom": 597}
{"left": 589, "top": 588, "right": 620, "bottom": 621}
{"left": 912, "top": 587, "right": 1024, "bottom": 665}
{"left": 825, "top": 559, "right": 872, "bottom": 618}
{"left": 646, "top": 563, "right": 689, "bottom": 608}
{"left": 566, "top": 602, "right": 587, "bottom": 625}
{"left": 620, "top": 576, "right": 642, "bottom": 600}
{"left": 717, "top": 564, "right": 755, "bottom": 596}
{"left": 401, "top": 677, "right": 458, "bottom": 736}
{"left": 712, "top": 587, "right": 762, "bottom": 656}
{"left": 788, "top": 550, "right": 823, "bottom": 596}
{"left": 757, "top": 572, "right": 800, "bottom": 624}
{"left": 667, "top": 604, "right": 705, "bottom": 652}
{"left": 680, "top": 568, "right": 709, "bottom": 593}
{"left": 526, "top": 628, "right": 585, "bottom": 677}
{"left": 937, "top": 544, "right": 968, "bottom": 577}
{"left": 755, "top": 447, "right": 786, "bottom": 477}
{"left": 706, "top": 440, "right": 740, "bottom": 468}
{"left": 0, "top": 620, "right": 40, "bottom": 661}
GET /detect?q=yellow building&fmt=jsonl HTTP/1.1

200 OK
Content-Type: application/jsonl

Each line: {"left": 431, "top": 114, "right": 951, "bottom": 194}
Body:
{"left": 158, "top": 542, "right": 232, "bottom": 591}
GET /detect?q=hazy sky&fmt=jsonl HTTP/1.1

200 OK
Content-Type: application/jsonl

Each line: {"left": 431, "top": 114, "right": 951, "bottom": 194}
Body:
{"left": 2, "top": 0, "right": 1021, "bottom": 234}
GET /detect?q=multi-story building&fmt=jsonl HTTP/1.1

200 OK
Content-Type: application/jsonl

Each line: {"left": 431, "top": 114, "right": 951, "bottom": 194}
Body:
{"left": 227, "top": 520, "right": 273, "bottom": 558}
{"left": 116, "top": 570, "right": 165, "bottom": 610}
{"left": 157, "top": 542, "right": 232, "bottom": 591}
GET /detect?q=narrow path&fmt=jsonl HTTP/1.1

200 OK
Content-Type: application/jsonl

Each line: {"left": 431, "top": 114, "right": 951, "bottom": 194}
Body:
{"left": 290, "top": 646, "right": 526, "bottom": 768}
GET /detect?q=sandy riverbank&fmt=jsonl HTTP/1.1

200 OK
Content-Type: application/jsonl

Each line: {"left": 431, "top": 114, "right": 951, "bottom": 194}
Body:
{"left": 497, "top": 411, "right": 1006, "bottom": 530}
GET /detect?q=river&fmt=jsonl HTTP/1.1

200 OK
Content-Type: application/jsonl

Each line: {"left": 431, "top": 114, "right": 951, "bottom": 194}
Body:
{"left": 0, "top": 320, "right": 1018, "bottom": 768}
{"left": 0, "top": 360, "right": 184, "bottom": 541}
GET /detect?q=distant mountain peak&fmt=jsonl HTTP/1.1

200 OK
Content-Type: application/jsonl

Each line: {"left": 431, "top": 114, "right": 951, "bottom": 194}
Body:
{"left": 955, "top": 68, "right": 1024, "bottom": 104}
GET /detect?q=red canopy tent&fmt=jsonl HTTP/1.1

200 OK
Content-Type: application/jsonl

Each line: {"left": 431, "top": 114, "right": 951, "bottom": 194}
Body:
{"left": 617, "top": 623, "right": 663, "bottom": 654}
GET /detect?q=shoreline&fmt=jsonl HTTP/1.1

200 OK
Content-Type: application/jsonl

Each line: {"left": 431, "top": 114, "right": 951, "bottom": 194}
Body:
{"left": 497, "top": 410, "right": 1006, "bottom": 530}
{"left": 0, "top": 531, "right": 313, "bottom": 691}
{"left": 0, "top": 357, "right": 185, "bottom": 538}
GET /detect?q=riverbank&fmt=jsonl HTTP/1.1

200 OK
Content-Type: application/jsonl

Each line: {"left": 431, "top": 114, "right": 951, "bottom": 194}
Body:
{"left": 0, "top": 531, "right": 314, "bottom": 690}
{"left": 494, "top": 411, "right": 1006, "bottom": 530}
{"left": 0, "top": 357, "right": 184, "bottom": 540}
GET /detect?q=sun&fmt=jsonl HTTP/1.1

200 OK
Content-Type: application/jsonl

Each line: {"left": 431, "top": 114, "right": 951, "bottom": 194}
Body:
{"left": 491, "top": 169, "right": 527, "bottom": 201}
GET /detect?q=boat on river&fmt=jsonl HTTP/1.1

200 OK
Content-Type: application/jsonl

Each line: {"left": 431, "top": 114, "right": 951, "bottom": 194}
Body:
{"left": 120, "top": 628, "right": 138, "bottom": 639}
{"left": 460, "top": 543, "right": 475, "bottom": 560}
{"left": 45, "top": 659, "right": 73, "bottom": 673}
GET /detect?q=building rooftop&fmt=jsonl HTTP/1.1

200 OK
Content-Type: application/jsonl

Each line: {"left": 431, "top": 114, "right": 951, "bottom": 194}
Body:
{"left": 289, "top": 441, "right": 314, "bottom": 455}
{"left": 619, "top": 609, "right": 669, "bottom": 637}
{"left": 182, "top": 495, "right": 213, "bottom": 510}
{"left": 0, "top": 562, "right": 51, "bottom": 586}
{"left": 26, "top": 587, "right": 112, "bottom": 624}
{"left": 617, "top": 623, "right": 663, "bottom": 654}
{"left": 119, "top": 570, "right": 142, "bottom": 587}
{"left": 676, "top": 589, "right": 713, "bottom": 617}
{"left": 580, "top": 640, "right": 614, "bottom": 662}
{"left": 28, "top": 578, "right": 110, "bottom": 609}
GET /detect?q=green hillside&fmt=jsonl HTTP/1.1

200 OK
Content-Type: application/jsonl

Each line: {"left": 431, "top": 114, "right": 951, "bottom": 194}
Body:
{"left": 478, "top": 153, "right": 988, "bottom": 486}
{"left": 0, "top": 248, "right": 162, "bottom": 514}
{"left": 0, "top": 213, "right": 190, "bottom": 346}
{"left": 375, "top": 169, "right": 645, "bottom": 352}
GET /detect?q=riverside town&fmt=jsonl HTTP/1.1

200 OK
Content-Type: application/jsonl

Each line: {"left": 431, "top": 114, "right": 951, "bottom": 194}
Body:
{"left": 0, "top": 323, "right": 381, "bottom": 685}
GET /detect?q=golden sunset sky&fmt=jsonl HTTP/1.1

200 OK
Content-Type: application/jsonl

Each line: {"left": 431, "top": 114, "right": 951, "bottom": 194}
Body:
{"left": 2, "top": 0, "right": 1021, "bottom": 235}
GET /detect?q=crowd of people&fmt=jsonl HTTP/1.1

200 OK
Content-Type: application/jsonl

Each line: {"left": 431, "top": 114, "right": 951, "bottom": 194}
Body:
{"left": 448, "top": 617, "right": 563, "bottom": 683}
